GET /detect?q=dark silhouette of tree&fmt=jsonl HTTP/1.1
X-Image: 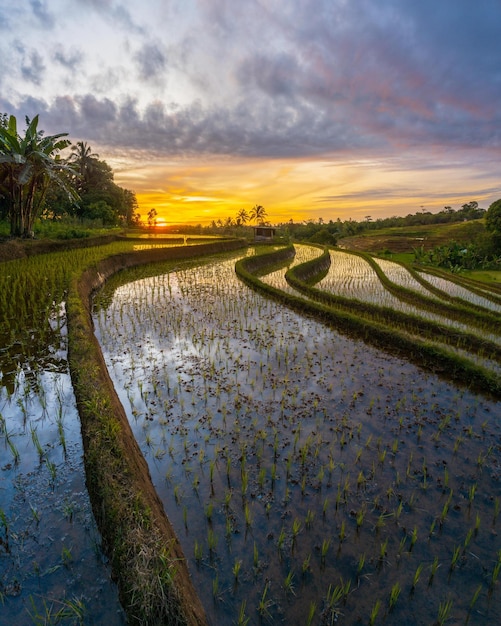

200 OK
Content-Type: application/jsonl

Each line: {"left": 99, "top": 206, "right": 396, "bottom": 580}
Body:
{"left": 147, "top": 208, "right": 158, "bottom": 228}
{"left": 236, "top": 208, "right": 249, "bottom": 225}
{"left": 250, "top": 204, "right": 267, "bottom": 225}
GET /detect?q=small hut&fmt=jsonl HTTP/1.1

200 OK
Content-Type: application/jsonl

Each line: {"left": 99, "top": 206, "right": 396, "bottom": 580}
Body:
{"left": 253, "top": 226, "right": 276, "bottom": 241}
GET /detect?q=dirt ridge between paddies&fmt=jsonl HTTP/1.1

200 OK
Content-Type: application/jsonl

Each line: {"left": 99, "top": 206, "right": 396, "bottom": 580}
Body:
{"left": 67, "top": 239, "right": 246, "bottom": 626}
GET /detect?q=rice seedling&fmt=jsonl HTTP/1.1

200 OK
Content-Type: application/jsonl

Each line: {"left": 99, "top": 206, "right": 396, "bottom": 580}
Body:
{"left": 212, "top": 574, "right": 220, "bottom": 601}
{"left": 235, "top": 600, "right": 250, "bottom": 626}
{"left": 257, "top": 583, "right": 272, "bottom": 620}
{"left": 490, "top": 550, "right": 501, "bottom": 589}
{"left": 207, "top": 528, "right": 217, "bottom": 556}
{"left": 302, "top": 553, "right": 311, "bottom": 575}
{"left": 27, "top": 595, "right": 86, "bottom": 625}
{"left": 467, "top": 585, "right": 483, "bottom": 616}
{"left": 61, "top": 545, "right": 73, "bottom": 567}
{"left": 429, "top": 556, "right": 440, "bottom": 586}
{"left": 232, "top": 558, "right": 242, "bottom": 584}
{"left": 411, "top": 563, "right": 424, "bottom": 591}
{"left": 468, "top": 483, "right": 477, "bottom": 506}
{"left": 356, "top": 553, "right": 366, "bottom": 579}
{"left": 474, "top": 513, "right": 481, "bottom": 535}
{"left": 305, "top": 509, "right": 315, "bottom": 529}
{"left": 439, "top": 490, "right": 453, "bottom": 528}
{"left": 306, "top": 601, "right": 316, "bottom": 626}
{"left": 338, "top": 520, "right": 346, "bottom": 543}
{"left": 5, "top": 431, "right": 20, "bottom": 464}
{"left": 280, "top": 569, "right": 295, "bottom": 598}
{"left": 450, "top": 545, "right": 461, "bottom": 572}
{"left": 378, "top": 538, "right": 388, "bottom": 563}
{"left": 436, "top": 598, "right": 453, "bottom": 626}
{"left": 388, "top": 581, "right": 401, "bottom": 611}
{"left": 253, "top": 542, "right": 259, "bottom": 569}
{"left": 321, "top": 538, "right": 330, "bottom": 567}
{"left": 409, "top": 525, "right": 418, "bottom": 551}
{"left": 355, "top": 505, "right": 366, "bottom": 532}
{"left": 46, "top": 459, "right": 57, "bottom": 486}
{"left": 277, "top": 527, "right": 286, "bottom": 553}
{"left": 368, "top": 599, "right": 381, "bottom": 626}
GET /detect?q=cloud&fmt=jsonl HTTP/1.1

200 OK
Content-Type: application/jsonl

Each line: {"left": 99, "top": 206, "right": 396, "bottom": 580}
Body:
{"left": 134, "top": 42, "right": 167, "bottom": 81}
{"left": 53, "top": 46, "right": 84, "bottom": 71}
{"left": 2, "top": 0, "right": 501, "bottom": 165}
{"left": 72, "top": 0, "right": 145, "bottom": 34}
{"left": 20, "top": 48, "right": 46, "bottom": 86}
{"left": 29, "top": 0, "right": 55, "bottom": 28}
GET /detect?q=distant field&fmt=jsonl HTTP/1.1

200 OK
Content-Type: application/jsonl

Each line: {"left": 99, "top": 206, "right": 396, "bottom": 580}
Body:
{"left": 463, "top": 269, "right": 501, "bottom": 284}
{"left": 339, "top": 219, "right": 485, "bottom": 254}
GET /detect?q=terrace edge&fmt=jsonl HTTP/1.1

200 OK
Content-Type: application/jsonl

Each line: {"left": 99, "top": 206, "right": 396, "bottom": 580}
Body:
{"left": 66, "top": 239, "right": 246, "bottom": 625}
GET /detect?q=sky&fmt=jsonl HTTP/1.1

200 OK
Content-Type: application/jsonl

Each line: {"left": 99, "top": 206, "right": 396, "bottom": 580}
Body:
{"left": 1, "top": 0, "right": 501, "bottom": 225}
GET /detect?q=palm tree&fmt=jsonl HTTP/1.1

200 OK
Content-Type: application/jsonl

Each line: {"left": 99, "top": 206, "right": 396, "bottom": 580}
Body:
{"left": 69, "top": 141, "right": 99, "bottom": 193}
{"left": 235, "top": 208, "right": 249, "bottom": 225}
{"left": 0, "top": 115, "right": 77, "bottom": 236}
{"left": 249, "top": 204, "right": 267, "bottom": 225}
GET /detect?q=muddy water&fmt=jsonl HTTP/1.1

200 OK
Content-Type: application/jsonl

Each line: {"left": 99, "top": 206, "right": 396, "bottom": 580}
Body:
{"left": 93, "top": 250, "right": 501, "bottom": 626}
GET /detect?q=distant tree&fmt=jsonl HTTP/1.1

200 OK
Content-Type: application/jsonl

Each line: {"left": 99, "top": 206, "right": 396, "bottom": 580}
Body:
{"left": 69, "top": 141, "right": 100, "bottom": 194}
{"left": 0, "top": 114, "right": 77, "bottom": 236}
{"left": 70, "top": 148, "right": 137, "bottom": 225}
{"left": 147, "top": 208, "right": 158, "bottom": 228}
{"left": 250, "top": 204, "right": 267, "bottom": 225}
{"left": 236, "top": 208, "right": 249, "bottom": 225}
{"left": 486, "top": 199, "right": 501, "bottom": 237}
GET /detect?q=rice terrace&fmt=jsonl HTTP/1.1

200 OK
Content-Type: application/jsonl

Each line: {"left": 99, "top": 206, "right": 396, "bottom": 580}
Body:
{"left": 1, "top": 224, "right": 500, "bottom": 625}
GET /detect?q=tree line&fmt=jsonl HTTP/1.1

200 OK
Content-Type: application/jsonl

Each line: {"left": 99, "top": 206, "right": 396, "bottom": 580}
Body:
{"left": 0, "top": 113, "right": 139, "bottom": 237}
{"left": 206, "top": 204, "right": 268, "bottom": 229}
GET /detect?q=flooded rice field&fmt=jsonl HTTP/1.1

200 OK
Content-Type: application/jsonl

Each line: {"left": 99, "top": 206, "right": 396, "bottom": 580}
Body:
{"left": 93, "top": 249, "right": 501, "bottom": 625}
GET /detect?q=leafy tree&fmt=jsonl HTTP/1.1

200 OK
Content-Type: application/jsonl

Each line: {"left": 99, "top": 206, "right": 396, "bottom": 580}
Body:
{"left": 147, "top": 208, "right": 158, "bottom": 228}
{"left": 0, "top": 115, "right": 77, "bottom": 236}
{"left": 69, "top": 145, "right": 137, "bottom": 225}
{"left": 486, "top": 199, "right": 501, "bottom": 235}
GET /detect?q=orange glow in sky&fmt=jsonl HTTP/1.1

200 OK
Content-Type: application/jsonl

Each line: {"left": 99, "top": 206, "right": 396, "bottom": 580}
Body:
{"left": 113, "top": 152, "right": 498, "bottom": 226}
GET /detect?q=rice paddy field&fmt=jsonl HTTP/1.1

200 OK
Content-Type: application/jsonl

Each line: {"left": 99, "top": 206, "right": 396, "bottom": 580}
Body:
{"left": 0, "top": 239, "right": 207, "bottom": 625}
{"left": 1, "top": 239, "right": 500, "bottom": 624}
{"left": 90, "top": 245, "right": 501, "bottom": 625}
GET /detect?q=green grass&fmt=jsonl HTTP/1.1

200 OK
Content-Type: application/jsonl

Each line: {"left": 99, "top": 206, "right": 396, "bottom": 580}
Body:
{"left": 339, "top": 219, "right": 487, "bottom": 254}
{"left": 462, "top": 270, "right": 501, "bottom": 284}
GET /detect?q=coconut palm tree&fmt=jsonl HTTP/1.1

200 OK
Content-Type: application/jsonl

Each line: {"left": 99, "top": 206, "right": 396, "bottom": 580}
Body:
{"left": 0, "top": 115, "right": 77, "bottom": 236}
{"left": 235, "top": 207, "right": 249, "bottom": 225}
{"left": 69, "top": 141, "right": 99, "bottom": 193}
{"left": 249, "top": 204, "right": 267, "bottom": 225}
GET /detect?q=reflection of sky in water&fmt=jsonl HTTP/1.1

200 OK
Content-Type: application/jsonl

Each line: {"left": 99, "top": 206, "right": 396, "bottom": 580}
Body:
{"left": 0, "top": 349, "right": 125, "bottom": 624}
{"left": 94, "top": 251, "right": 501, "bottom": 626}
